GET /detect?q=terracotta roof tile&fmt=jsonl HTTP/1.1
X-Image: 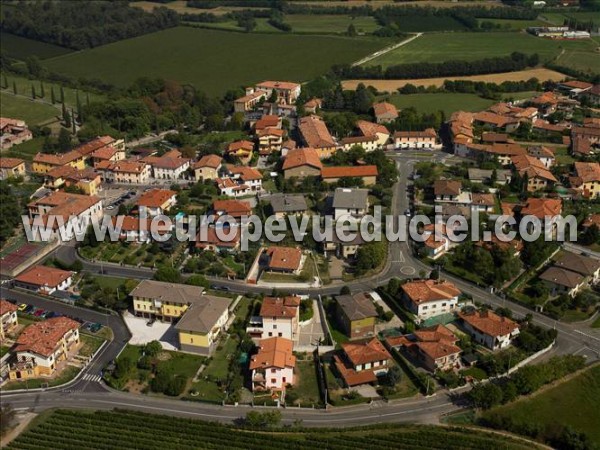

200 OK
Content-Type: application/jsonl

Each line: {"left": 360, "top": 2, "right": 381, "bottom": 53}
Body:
{"left": 459, "top": 310, "right": 519, "bottom": 338}
{"left": 402, "top": 279, "right": 460, "bottom": 305}
{"left": 249, "top": 337, "right": 296, "bottom": 370}
{"left": 14, "top": 265, "right": 72, "bottom": 288}
{"left": 14, "top": 317, "right": 79, "bottom": 357}
{"left": 266, "top": 246, "right": 302, "bottom": 271}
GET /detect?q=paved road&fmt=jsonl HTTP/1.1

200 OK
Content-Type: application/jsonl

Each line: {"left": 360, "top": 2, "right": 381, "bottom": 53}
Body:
{"left": 3, "top": 151, "right": 599, "bottom": 424}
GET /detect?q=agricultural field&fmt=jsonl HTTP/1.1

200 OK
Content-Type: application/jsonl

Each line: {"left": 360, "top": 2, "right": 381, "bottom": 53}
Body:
{"left": 2, "top": 137, "right": 45, "bottom": 162}
{"left": 392, "top": 16, "right": 469, "bottom": 32}
{"left": 0, "top": 32, "right": 72, "bottom": 60}
{"left": 366, "top": 31, "right": 599, "bottom": 73}
{"left": 384, "top": 93, "right": 498, "bottom": 115}
{"left": 42, "top": 26, "right": 385, "bottom": 95}
{"left": 6, "top": 409, "right": 542, "bottom": 449}
{"left": 0, "top": 92, "right": 60, "bottom": 126}
{"left": 476, "top": 18, "right": 547, "bottom": 29}
{"left": 285, "top": 14, "right": 380, "bottom": 34}
{"left": 481, "top": 364, "right": 600, "bottom": 446}
{"left": 342, "top": 68, "right": 566, "bottom": 91}
{"left": 540, "top": 11, "right": 600, "bottom": 25}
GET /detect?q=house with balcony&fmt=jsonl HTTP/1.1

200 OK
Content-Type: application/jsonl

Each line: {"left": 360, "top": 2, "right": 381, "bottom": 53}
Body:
{"left": 136, "top": 189, "right": 177, "bottom": 216}
{"left": 335, "top": 292, "right": 378, "bottom": 339}
{"left": 13, "top": 266, "right": 73, "bottom": 295}
{"left": 246, "top": 296, "right": 301, "bottom": 342}
{"left": 334, "top": 338, "right": 392, "bottom": 387}
{"left": 249, "top": 337, "right": 296, "bottom": 392}
{"left": 458, "top": 309, "right": 519, "bottom": 351}
{"left": 332, "top": 188, "right": 369, "bottom": 221}
{"left": 0, "top": 300, "right": 18, "bottom": 339}
{"left": 401, "top": 279, "right": 460, "bottom": 320}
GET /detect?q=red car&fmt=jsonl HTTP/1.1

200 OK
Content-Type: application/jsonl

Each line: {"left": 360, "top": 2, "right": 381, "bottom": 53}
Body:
{"left": 33, "top": 309, "right": 45, "bottom": 317}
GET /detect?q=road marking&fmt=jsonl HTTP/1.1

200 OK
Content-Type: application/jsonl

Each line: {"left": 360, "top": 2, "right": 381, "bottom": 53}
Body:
{"left": 400, "top": 266, "right": 416, "bottom": 275}
{"left": 574, "top": 330, "right": 600, "bottom": 342}
{"left": 82, "top": 374, "right": 102, "bottom": 382}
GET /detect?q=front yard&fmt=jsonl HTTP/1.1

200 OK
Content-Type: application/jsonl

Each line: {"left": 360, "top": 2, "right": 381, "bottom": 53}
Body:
{"left": 80, "top": 241, "right": 186, "bottom": 269}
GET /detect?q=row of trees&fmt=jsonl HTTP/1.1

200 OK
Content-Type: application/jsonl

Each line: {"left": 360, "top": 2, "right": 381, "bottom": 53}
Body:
{"left": 1, "top": 1, "right": 179, "bottom": 50}
{"left": 332, "top": 52, "right": 540, "bottom": 80}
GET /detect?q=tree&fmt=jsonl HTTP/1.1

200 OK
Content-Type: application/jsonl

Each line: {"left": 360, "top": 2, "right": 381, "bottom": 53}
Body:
{"left": 469, "top": 382, "right": 503, "bottom": 409}
{"left": 62, "top": 103, "right": 71, "bottom": 128}
{"left": 347, "top": 23, "right": 357, "bottom": 37}
{"left": 144, "top": 340, "right": 162, "bottom": 357}
{"left": 340, "top": 285, "right": 351, "bottom": 295}
{"left": 57, "top": 128, "right": 72, "bottom": 152}
{"left": 114, "top": 356, "right": 134, "bottom": 379}
{"left": 50, "top": 86, "right": 56, "bottom": 104}
{"left": 30, "top": 84, "right": 35, "bottom": 99}
{"left": 76, "top": 90, "right": 83, "bottom": 122}
{"left": 40, "top": 81, "right": 45, "bottom": 98}
{"left": 25, "top": 56, "right": 43, "bottom": 77}
{"left": 60, "top": 86, "right": 65, "bottom": 103}
{"left": 154, "top": 265, "right": 182, "bottom": 283}
{"left": 185, "top": 275, "right": 209, "bottom": 288}
{"left": 244, "top": 410, "right": 282, "bottom": 427}
{"left": 1, "top": 74, "right": 7, "bottom": 89}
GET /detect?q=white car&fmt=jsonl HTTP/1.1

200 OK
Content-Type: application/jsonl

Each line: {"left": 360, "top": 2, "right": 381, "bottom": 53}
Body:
{"left": 106, "top": 205, "right": 115, "bottom": 210}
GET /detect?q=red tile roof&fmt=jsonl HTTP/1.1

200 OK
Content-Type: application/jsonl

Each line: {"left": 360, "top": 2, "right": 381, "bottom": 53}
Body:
{"left": 321, "top": 165, "right": 378, "bottom": 179}
{"left": 266, "top": 246, "right": 302, "bottom": 271}
{"left": 227, "top": 140, "right": 254, "bottom": 153}
{"left": 282, "top": 148, "right": 322, "bottom": 171}
{"left": 212, "top": 199, "right": 252, "bottom": 217}
{"left": 136, "top": 189, "right": 176, "bottom": 208}
{"left": 0, "top": 157, "right": 24, "bottom": 168}
{"left": 195, "top": 226, "right": 240, "bottom": 248}
{"left": 74, "top": 136, "right": 115, "bottom": 156}
{"left": 260, "top": 296, "right": 301, "bottom": 318}
{"left": 574, "top": 162, "right": 600, "bottom": 183}
{"left": 14, "top": 317, "right": 79, "bottom": 357}
{"left": 356, "top": 120, "right": 389, "bottom": 137}
{"left": 342, "top": 338, "right": 392, "bottom": 366}
{"left": 249, "top": 337, "right": 296, "bottom": 370}
{"left": 459, "top": 310, "right": 519, "bottom": 338}
{"left": 298, "top": 115, "right": 335, "bottom": 149}
{"left": 0, "top": 299, "right": 17, "bottom": 315}
{"left": 15, "top": 265, "right": 72, "bottom": 288}
{"left": 373, "top": 102, "right": 398, "bottom": 118}
{"left": 194, "top": 154, "right": 222, "bottom": 169}
{"left": 401, "top": 279, "right": 460, "bottom": 305}
{"left": 521, "top": 198, "right": 562, "bottom": 219}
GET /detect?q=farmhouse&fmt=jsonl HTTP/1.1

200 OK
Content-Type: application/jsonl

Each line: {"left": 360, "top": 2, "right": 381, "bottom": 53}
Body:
{"left": 401, "top": 279, "right": 460, "bottom": 320}
{"left": 282, "top": 147, "right": 322, "bottom": 179}
{"left": 247, "top": 296, "right": 301, "bottom": 342}
{"left": 136, "top": 189, "right": 177, "bottom": 216}
{"left": 335, "top": 292, "right": 378, "bottom": 339}
{"left": 0, "top": 117, "right": 32, "bottom": 150}
{"left": 234, "top": 89, "right": 268, "bottom": 113}
{"left": 254, "top": 81, "right": 301, "bottom": 104}
{"left": 372, "top": 102, "right": 398, "bottom": 124}
{"left": 334, "top": 338, "right": 392, "bottom": 387}
{"left": 0, "top": 157, "right": 26, "bottom": 180}
{"left": 13, "top": 265, "right": 73, "bottom": 295}
{"left": 0, "top": 299, "right": 18, "bottom": 339}
{"left": 8, "top": 317, "right": 80, "bottom": 380}
{"left": 459, "top": 310, "right": 519, "bottom": 351}
{"left": 321, "top": 165, "right": 378, "bottom": 186}
{"left": 298, "top": 115, "right": 336, "bottom": 158}
{"left": 249, "top": 337, "right": 296, "bottom": 392}
{"left": 339, "top": 135, "right": 378, "bottom": 152}
{"left": 581, "top": 84, "right": 600, "bottom": 107}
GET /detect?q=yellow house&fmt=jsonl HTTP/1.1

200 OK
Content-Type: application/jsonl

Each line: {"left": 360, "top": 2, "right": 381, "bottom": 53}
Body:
{"left": 32, "top": 150, "right": 86, "bottom": 174}
{"left": 0, "top": 157, "right": 26, "bottom": 180}
{"left": 573, "top": 162, "right": 600, "bottom": 199}
{"left": 130, "top": 280, "right": 232, "bottom": 355}
{"left": 8, "top": 317, "right": 80, "bottom": 380}
{"left": 336, "top": 292, "right": 378, "bottom": 339}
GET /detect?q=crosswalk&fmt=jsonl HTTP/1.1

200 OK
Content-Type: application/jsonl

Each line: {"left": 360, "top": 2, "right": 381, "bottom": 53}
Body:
{"left": 81, "top": 373, "right": 102, "bottom": 382}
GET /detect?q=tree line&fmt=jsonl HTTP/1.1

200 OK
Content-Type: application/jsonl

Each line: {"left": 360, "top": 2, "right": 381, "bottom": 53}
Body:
{"left": 332, "top": 52, "right": 540, "bottom": 80}
{"left": 0, "top": 1, "right": 179, "bottom": 50}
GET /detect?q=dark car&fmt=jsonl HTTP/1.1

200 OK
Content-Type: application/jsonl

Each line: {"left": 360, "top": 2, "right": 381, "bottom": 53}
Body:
{"left": 23, "top": 305, "right": 35, "bottom": 314}
{"left": 34, "top": 309, "right": 45, "bottom": 317}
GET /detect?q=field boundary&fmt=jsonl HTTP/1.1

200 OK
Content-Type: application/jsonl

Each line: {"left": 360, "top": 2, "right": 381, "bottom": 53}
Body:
{"left": 352, "top": 33, "right": 422, "bottom": 67}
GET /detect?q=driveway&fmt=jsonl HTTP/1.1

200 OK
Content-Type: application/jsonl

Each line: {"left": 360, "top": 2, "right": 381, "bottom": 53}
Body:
{"left": 296, "top": 300, "right": 326, "bottom": 350}
{"left": 122, "top": 311, "right": 178, "bottom": 351}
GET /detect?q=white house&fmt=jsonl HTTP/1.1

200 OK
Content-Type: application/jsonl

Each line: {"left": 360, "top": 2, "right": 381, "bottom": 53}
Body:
{"left": 246, "top": 296, "right": 301, "bottom": 342}
{"left": 13, "top": 266, "right": 73, "bottom": 295}
{"left": 459, "top": 310, "right": 520, "bottom": 351}
{"left": 401, "top": 279, "right": 460, "bottom": 320}
{"left": 332, "top": 188, "right": 369, "bottom": 221}
{"left": 249, "top": 337, "right": 295, "bottom": 392}
{"left": 393, "top": 129, "right": 440, "bottom": 150}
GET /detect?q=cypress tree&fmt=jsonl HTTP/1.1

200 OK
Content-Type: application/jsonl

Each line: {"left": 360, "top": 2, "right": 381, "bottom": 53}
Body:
{"left": 86, "top": 93, "right": 90, "bottom": 108}
{"left": 76, "top": 91, "right": 83, "bottom": 122}
{"left": 71, "top": 108, "right": 76, "bottom": 134}
{"left": 60, "top": 86, "right": 65, "bottom": 103}
{"left": 40, "top": 82, "right": 45, "bottom": 98}
{"left": 31, "top": 84, "right": 35, "bottom": 99}
{"left": 12, "top": 81, "right": 17, "bottom": 95}
{"left": 51, "top": 86, "right": 56, "bottom": 104}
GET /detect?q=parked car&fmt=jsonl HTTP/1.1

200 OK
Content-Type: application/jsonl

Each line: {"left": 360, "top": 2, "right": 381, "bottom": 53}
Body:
{"left": 41, "top": 310, "right": 53, "bottom": 318}
{"left": 18, "top": 303, "right": 28, "bottom": 311}
{"left": 33, "top": 309, "right": 45, "bottom": 317}
{"left": 106, "top": 205, "right": 115, "bottom": 210}
{"left": 23, "top": 305, "right": 35, "bottom": 314}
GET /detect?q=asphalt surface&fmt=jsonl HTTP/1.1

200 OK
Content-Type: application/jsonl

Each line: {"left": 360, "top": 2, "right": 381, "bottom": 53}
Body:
{"left": 2, "top": 151, "right": 599, "bottom": 425}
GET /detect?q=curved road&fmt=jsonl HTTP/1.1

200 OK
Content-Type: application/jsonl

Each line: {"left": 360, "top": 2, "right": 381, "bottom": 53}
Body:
{"left": 2, "top": 152, "right": 599, "bottom": 424}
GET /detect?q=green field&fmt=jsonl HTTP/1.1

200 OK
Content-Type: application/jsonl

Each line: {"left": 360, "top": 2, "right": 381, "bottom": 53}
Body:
{"left": 368, "top": 32, "right": 599, "bottom": 73}
{"left": 385, "top": 93, "right": 496, "bottom": 115}
{"left": 285, "top": 15, "right": 380, "bottom": 34}
{"left": 0, "top": 92, "right": 59, "bottom": 125}
{"left": 0, "top": 32, "right": 73, "bottom": 60}
{"left": 6, "top": 409, "right": 541, "bottom": 449}
{"left": 42, "top": 26, "right": 385, "bottom": 95}
{"left": 540, "top": 11, "right": 600, "bottom": 25}
{"left": 482, "top": 365, "right": 600, "bottom": 445}
{"left": 477, "top": 18, "right": 546, "bottom": 29}
{"left": 392, "top": 16, "right": 468, "bottom": 32}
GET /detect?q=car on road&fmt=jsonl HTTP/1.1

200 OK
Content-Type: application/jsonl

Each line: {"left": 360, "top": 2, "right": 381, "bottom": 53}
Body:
{"left": 18, "top": 303, "right": 28, "bottom": 311}
{"left": 404, "top": 208, "right": 412, "bottom": 217}
{"left": 106, "top": 205, "right": 115, "bottom": 210}
{"left": 211, "top": 285, "right": 230, "bottom": 292}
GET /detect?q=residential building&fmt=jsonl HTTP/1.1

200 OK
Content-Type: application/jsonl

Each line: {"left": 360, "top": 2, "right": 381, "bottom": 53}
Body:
{"left": 0, "top": 157, "right": 26, "bottom": 180}
{"left": 257, "top": 127, "right": 285, "bottom": 154}
{"left": 298, "top": 115, "right": 336, "bottom": 158}
{"left": 540, "top": 267, "right": 585, "bottom": 297}
{"left": 254, "top": 81, "right": 301, "bottom": 104}
{"left": 226, "top": 140, "right": 254, "bottom": 165}
{"left": 174, "top": 297, "right": 232, "bottom": 356}
{"left": 216, "top": 177, "right": 250, "bottom": 198}
{"left": 212, "top": 199, "right": 252, "bottom": 222}
{"left": 8, "top": 317, "right": 79, "bottom": 380}
{"left": 393, "top": 129, "right": 439, "bottom": 150}
{"left": 581, "top": 84, "right": 600, "bottom": 107}
{"left": 401, "top": 279, "right": 460, "bottom": 320}
{"left": 554, "top": 251, "right": 600, "bottom": 285}
{"left": 339, "top": 135, "right": 378, "bottom": 152}
{"left": 247, "top": 296, "right": 301, "bottom": 342}
{"left": 422, "top": 224, "right": 450, "bottom": 260}
{"left": 74, "top": 135, "right": 124, "bottom": 161}
{"left": 254, "top": 115, "right": 282, "bottom": 132}
{"left": 193, "top": 154, "right": 222, "bottom": 181}
{"left": 471, "top": 193, "right": 496, "bottom": 213}
{"left": 336, "top": 292, "right": 378, "bottom": 339}
{"left": 473, "top": 111, "right": 520, "bottom": 132}
{"left": 527, "top": 145, "right": 555, "bottom": 168}
{"left": 372, "top": 102, "right": 398, "bottom": 124}
{"left": 434, "top": 180, "right": 462, "bottom": 202}
{"left": 511, "top": 154, "right": 557, "bottom": 192}
{"left": 520, "top": 197, "right": 562, "bottom": 220}
{"left": 44, "top": 166, "right": 101, "bottom": 196}
{"left": 233, "top": 89, "right": 268, "bottom": 113}
{"left": 249, "top": 337, "right": 296, "bottom": 392}
{"left": 356, "top": 120, "right": 390, "bottom": 147}
{"left": 131, "top": 280, "right": 232, "bottom": 355}
{"left": 571, "top": 162, "right": 600, "bottom": 199}
{"left": 322, "top": 233, "right": 365, "bottom": 259}
{"left": 282, "top": 147, "right": 322, "bottom": 179}
{"left": 98, "top": 159, "right": 151, "bottom": 184}
{"left": 0, "top": 299, "right": 18, "bottom": 339}
{"left": 136, "top": 189, "right": 177, "bottom": 216}
{"left": 142, "top": 150, "right": 190, "bottom": 180}
{"left": 321, "top": 165, "right": 378, "bottom": 186}
{"left": 90, "top": 146, "right": 125, "bottom": 167}
{"left": 111, "top": 215, "right": 156, "bottom": 243}
{"left": 1, "top": 117, "right": 32, "bottom": 150}
{"left": 485, "top": 143, "right": 527, "bottom": 166}
{"left": 468, "top": 168, "right": 512, "bottom": 185}
{"left": 269, "top": 194, "right": 308, "bottom": 218}
{"left": 32, "top": 150, "right": 86, "bottom": 174}
{"left": 334, "top": 338, "right": 392, "bottom": 387}
{"left": 332, "top": 188, "right": 369, "bottom": 221}
{"left": 386, "top": 324, "right": 461, "bottom": 372}
{"left": 304, "top": 98, "right": 322, "bottom": 114}
{"left": 229, "top": 166, "right": 263, "bottom": 192}
{"left": 13, "top": 266, "right": 73, "bottom": 295}
{"left": 459, "top": 310, "right": 520, "bottom": 351}
{"left": 265, "top": 246, "right": 303, "bottom": 274}
{"left": 557, "top": 80, "right": 593, "bottom": 97}
{"left": 195, "top": 226, "right": 241, "bottom": 253}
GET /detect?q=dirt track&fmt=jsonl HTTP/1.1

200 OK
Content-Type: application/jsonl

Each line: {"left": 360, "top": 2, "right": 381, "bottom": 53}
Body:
{"left": 341, "top": 68, "right": 567, "bottom": 92}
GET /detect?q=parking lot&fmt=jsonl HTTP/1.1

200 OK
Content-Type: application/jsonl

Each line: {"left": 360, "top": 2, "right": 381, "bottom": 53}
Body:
{"left": 99, "top": 188, "right": 140, "bottom": 214}
{"left": 122, "top": 311, "right": 178, "bottom": 351}
{"left": 10, "top": 300, "right": 105, "bottom": 334}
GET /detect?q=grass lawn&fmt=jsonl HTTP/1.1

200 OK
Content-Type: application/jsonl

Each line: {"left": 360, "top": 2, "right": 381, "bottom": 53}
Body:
{"left": 0, "top": 92, "right": 60, "bottom": 125}
{"left": 2, "top": 136, "right": 45, "bottom": 161}
{"left": 285, "top": 15, "right": 380, "bottom": 34}
{"left": 553, "top": 146, "right": 575, "bottom": 165}
{"left": 79, "top": 241, "right": 181, "bottom": 268}
{"left": 79, "top": 333, "right": 105, "bottom": 358}
{"left": 0, "top": 345, "right": 9, "bottom": 358}
{"left": 0, "top": 32, "right": 72, "bottom": 60}
{"left": 287, "top": 359, "right": 321, "bottom": 406}
{"left": 476, "top": 18, "right": 546, "bottom": 29}
{"left": 385, "top": 93, "right": 496, "bottom": 115}
{"left": 368, "top": 31, "right": 599, "bottom": 73}
{"left": 461, "top": 366, "right": 487, "bottom": 380}
{"left": 93, "top": 275, "right": 132, "bottom": 290}
{"left": 43, "top": 26, "right": 385, "bottom": 96}
{"left": 2, "top": 366, "right": 81, "bottom": 391}
{"left": 482, "top": 365, "right": 600, "bottom": 445}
